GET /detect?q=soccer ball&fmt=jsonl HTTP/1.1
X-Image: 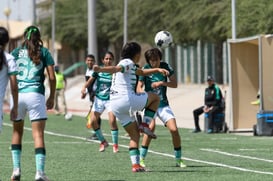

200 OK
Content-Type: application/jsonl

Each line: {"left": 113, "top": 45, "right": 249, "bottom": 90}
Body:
{"left": 154, "top": 31, "right": 173, "bottom": 48}
{"left": 65, "top": 112, "right": 73, "bottom": 120}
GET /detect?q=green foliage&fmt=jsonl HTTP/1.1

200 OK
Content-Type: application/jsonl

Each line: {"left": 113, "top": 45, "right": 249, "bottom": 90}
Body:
{"left": 38, "top": 0, "right": 273, "bottom": 50}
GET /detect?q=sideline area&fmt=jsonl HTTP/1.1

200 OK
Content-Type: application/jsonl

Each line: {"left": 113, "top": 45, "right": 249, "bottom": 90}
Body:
{"left": 64, "top": 75, "right": 230, "bottom": 130}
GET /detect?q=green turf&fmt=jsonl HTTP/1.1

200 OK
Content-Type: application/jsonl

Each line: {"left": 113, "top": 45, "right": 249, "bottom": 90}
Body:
{"left": 1, "top": 113, "right": 273, "bottom": 181}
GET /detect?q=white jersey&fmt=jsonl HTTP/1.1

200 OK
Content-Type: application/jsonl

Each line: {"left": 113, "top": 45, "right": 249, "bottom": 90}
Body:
{"left": 85, "top": 68, "right": 97, "bottom": 92}
{"left": 110, "top": 58, "right": 148, "bottom": 126}
{"left": 0, "top": 52, "right": 17, "bottom": 105}
{"left": 85, "top": 68, "right": 94, "bottom": 77}
{"left": 111, "top": 58, "right": 138, "bottom": 94}
{"left": 0, "top": 52, "right": 17, "bottom": 130}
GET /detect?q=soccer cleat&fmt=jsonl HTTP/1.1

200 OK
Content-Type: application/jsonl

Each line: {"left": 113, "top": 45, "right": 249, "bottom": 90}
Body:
{"left": 140, "top": 158, "right": 146, "bottom": 167}
{"left": 207, "top": 129, "right": 213, "bottom": 134}
{"left": 86, "top": 133, "right": 98, "bottom": 141}
{"left": 138, "top": 123, "right": 157, "bottom": 139}
{"left": 35, "top": 171, "right": 50, "bottom": 181}
{"left": 10, "top": 168, "right": 21, "bottom": 181}
{"left": 113, "top": 144, "right": 119, "bottom": 153}
{"left": 192, "top": 128, "right": 201, "bottom": 133}
{"left": 99, "top": 140, "right": 109, "bottom": 152}
{"left": 176, "top": 159, "right": 187, "bottom": 168}
{"left": 132, "top": 164, "right": 146, "bottom": 172}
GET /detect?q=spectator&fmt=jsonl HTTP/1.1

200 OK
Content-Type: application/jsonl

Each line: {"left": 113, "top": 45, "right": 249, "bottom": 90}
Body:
{"left": 192, "top": 75, "right": 223, "bottom": 133}
{"left": 54, "top": 65, "right": 68, "bottom": 116}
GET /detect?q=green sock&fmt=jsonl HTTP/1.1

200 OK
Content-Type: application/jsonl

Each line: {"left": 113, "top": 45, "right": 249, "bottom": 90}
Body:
{"left": 11, "top": 144, "right": 22, "bottom": 169}
{"left": 35, "top": 148, "right": 46, "bottom": 172}
{"left": 174, "top": 147, "right": 182, "bottom": 160}
{"left": 140, "top": 146, "right": 148, "bottom": 159}
{"left": 95, "top": 128, "right": 105, "bottom": 142}
{"left": 111, "top": 129, "right": 119, "bottom": 144}
{"left": 144, "top": 109, "right": 156, "bottom": 124}
{"left": 129, "top": 148, "right": 140, "bottom": 165}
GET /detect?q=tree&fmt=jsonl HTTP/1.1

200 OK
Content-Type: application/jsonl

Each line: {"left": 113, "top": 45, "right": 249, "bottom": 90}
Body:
{"left": 37, "top": 0, "right": 273, "bottom": 82}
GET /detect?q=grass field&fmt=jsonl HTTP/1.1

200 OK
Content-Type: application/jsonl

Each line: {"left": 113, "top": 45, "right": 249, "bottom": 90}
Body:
{"left": 1, "top": 113, "right": 273, "bottom": 181}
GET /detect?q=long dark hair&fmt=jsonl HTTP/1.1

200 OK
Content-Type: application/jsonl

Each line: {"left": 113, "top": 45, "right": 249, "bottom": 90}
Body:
{"left": 103, "top": 51, "right": 114, "bottom": 59}
{"left": 22, "top": 26, "right": 43, "bottom": 65}
{"left": 144, "top": 48, "right": 162, "bottom": 66}
{"left": 0, "top": 27, "right": 9, "bottom": 70}
{"left": 121, "top": 42, "right": 141, "bottom": 59}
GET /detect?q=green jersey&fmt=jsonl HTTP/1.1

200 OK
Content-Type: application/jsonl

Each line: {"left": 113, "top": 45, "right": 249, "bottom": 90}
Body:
{"left": 92, "top": 69, "right": 112, "bottom": 100}
{"left": 11, "top": 46, "right": 55, "bottom": 95}
{"left": 139, "top": 62, "right": 174, "bottom": 107}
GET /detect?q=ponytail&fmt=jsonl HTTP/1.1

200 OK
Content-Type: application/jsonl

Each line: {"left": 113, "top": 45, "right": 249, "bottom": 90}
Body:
{"left": 22, "top": 26, "right": 43, "bottom": 65}
{"left": 0, "top": 27, "right": 9, "bottom": 70}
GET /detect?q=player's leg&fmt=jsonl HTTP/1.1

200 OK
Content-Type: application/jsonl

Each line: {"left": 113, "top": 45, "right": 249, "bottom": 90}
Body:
{"left": 29, "top": 93, "right": 50, "bottom": 180}
{"left": 10, "top": 94, "right": 26, "bottom": 181}
{"left": 105, "top": 100, "right": 119, "bottom": 152}
{"left": 108, "top": 111, "right": 119, "bottom": 153}
{"left": 91, "top": 111, "right": 109, "bottom": 152}
{"left": 124, "top": 121, "right": 145, "bottom": 172}
{"left": 135, "top": 92, "right": 158, "bottom": 139}
{"left": 86, "top": 103, "right": 98, "bottom": 140}
{"left": 10, "top": 120, "right": 24, "bottom": 181}
{"left": 91, "top": 97, "right": 109, "bottom": 151}
{"left": 143, "top": 92, "right": 159, "bottom": 124}
{"left": 160, "top": 106, "right": 186, "bottom": 168}
{"left": 140, "top": 119, "right": 155, "bottom": 167}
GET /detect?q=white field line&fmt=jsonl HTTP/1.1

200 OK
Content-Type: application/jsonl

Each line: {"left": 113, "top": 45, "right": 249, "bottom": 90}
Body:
{"left": 201, "top": 148, "right": 273, "bottom": 163}
{"left": 4, "top": 123, "right": 273, "bottom": 176}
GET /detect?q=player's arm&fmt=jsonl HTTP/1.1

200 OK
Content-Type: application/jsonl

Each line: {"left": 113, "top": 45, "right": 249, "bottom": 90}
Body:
{"left": 136, "top": 80, "right": 145, "bottom": 93}
{"left": 81, "top": 76, "right": 95, "bottom": 99}
{"left": 9, "top": 74, "right": 18, "bottom": 121}
{"left": 93, "top": 65, "right": 122, "bottom": 73}
{"left": 152, "top": 74, "right": 177, "bottom": 89}
{"left": 136, "top": 68, "right": 169, "bottom": 76}
{"left": 46, "top": 64, "right": 56, "bottom": 109}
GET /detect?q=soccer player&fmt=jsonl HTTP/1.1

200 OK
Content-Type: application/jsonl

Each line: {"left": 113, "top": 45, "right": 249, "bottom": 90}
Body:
{"left": 137, "top": 48, "right": 186, "bottom": 168}
{"left": 92, "top": 42, "right": 169, "bottom": 172}
{"left": 0, "top": 27, "right": 18, "bottom": 133}
{"left": 10, "top": 25, "right": 56, "bottom": 181}
{"left": 81, "top": 51, "right": 119, "bottom": 153}
{"left": 84, "top": 54, "right": 101, "bottom": 140}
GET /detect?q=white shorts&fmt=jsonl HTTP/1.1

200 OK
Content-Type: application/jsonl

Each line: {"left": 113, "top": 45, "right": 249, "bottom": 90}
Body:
{"left": 91, "top": 96, "right": 111, "bottom": 114}
{"left": 110, "top": 92, "right": 148, "bottom": 126}
{"left": 14, "top": 92, "right": 47, "bottom": 122}
{"left": 156, "top": 106, "right": 175, "bottom": 125}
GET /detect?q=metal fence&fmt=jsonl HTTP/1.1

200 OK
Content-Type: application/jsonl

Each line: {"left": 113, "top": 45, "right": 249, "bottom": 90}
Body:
{"left": 164, "top": 40, "right": 229, "bottom": 85}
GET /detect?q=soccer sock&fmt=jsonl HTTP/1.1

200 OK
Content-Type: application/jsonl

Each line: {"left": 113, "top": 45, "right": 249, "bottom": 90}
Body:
{"left": 129, "top": 148, "right": 140, "bottom": 165}
{"left": 143, "top": 108, "right": 156, "bottom": 124}
{"left": 174, "top": 146, "right": 182, "bottom": 160}
{"left": 95, "top": 128, "right": 105, "bottom": 142}
{"left": 35, "top": 148, "right": 46, "bottom": 172}
{"left": 11, "top": 144, "right": 22, "bottom": 169}
{"left": 111, "top": 129, "right": 119, "bottom": 144}
{"left": 140, "top": 146, "right": 149, "bottom": 159}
